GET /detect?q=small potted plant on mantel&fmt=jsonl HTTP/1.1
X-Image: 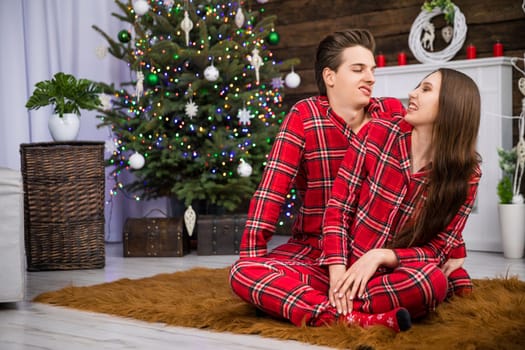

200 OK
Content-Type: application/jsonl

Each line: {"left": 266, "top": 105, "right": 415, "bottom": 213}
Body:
{"left": 25, "top": 72, "right": 102, "bottom": 141}
{"left": 497, "top": 140, "right": 525, "bottom": 258}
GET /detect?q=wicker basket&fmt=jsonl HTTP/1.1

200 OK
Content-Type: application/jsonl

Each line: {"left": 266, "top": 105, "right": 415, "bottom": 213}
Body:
{"left": 20, "top": 142, "right": 106, "bottom": 271}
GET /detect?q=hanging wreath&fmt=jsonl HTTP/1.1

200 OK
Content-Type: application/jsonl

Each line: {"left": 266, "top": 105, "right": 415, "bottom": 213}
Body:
{"left": 408, "top": 2, "right": 467, "bottom": 64}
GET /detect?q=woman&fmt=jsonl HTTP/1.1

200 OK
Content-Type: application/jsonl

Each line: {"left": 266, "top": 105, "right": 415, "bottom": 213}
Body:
{"left": 231, "top": 68, "right": 480, "bottom": 333}
{"left": 322, "top": 68, "right": 481, "bottom": 325}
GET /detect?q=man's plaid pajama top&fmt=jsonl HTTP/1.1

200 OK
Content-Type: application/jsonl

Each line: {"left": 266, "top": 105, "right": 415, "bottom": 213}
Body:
{"left": 239, "top": 95, "right": 405, "bottom": 259}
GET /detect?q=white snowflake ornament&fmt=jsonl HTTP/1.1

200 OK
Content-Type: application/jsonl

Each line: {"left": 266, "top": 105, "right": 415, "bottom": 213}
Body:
{"left": 95, "top": 45, "right": 108, "bottom": 59}
{"left": 104, "top": 139, "right": 118, "bottom": 154}
{"left": 271, "top": 76, "right": 285, "bottom": 89}
{"left": 237, "top": 106, "right": 254, "bottom": 125}
{"left": 185, "top": 99, "right": 198, "bottom": 119}
{"left": 99, "top": 94, "right": 112, "bottom": 110}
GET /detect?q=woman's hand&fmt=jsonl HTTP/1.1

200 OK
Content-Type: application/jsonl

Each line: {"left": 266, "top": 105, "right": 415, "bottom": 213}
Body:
{"left": 331, "top": 249, "right": 398, "bottom": 315}
{"left": 441, "top": 257, "right": 465, "bottom": 277}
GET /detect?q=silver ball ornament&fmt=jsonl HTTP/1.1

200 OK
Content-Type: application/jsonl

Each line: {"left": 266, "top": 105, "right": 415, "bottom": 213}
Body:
{"left": 285, "top": 71, "right": 301, "bottom": 88}
{"left": 237, "top": 160, "right": 253, "bottom": 177}
{"left": 129, "top": 152, "right": 145, "bottom": 169}
{"left": 204, "top": 65, "right": 219, "bottom": 82}
{"left": 133, "top": 0, "right": 150, "bottom": 16}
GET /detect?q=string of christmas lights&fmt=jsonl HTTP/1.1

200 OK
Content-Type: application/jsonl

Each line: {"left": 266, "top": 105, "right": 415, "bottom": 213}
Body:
{"left": 95, "top": 0, "right": 299, "bottom": 221}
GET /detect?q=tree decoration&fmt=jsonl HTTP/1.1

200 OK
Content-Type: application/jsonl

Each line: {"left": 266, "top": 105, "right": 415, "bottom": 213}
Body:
{"left": 237, "top": 105, "right": 254, "bottom": 125}
{"left": 105, "top": 139, "right": 118, "bottom": 154}
{"left": 145, "top": 72, "right": 159, "bottom": 86}
{"left": 180, "top": 10, "right": 193, "bottom": 46}
{"left": 408, "top": 1, "right": 466, "bottom": 64}
{"left": 271, "top": 76, "right": 285, "bottom": 89}
{"left": 132, "top": 0, "right": 150, "bottom": 16}
{"left": 247, "top": 47, "right": 264, "bottom": 84}
{"left": 129, "top": 152, "right": 145, "bottom": 169}
{"left": 184, "top": 205, "right": 196, "bottom": 237}
{"left": 235, "top": 4, "right": 245, "bottom": 28}
{"left": 204, "top": 62, "right": 220, "bottom": 82}
{"left": 267, "top": 29, "right": 280, "bottom": 45}
{"left": 118, "top": 29, "right": 131, "bottom": 43}
{"left": 135, "top": 71, "right": 144, "bottom": 99}
{"left": 98, "top": 94, "right": 112, "bottom": 110}
{"left": 95, "top": 45, "right": 108, "bottom": 59}
{"left": 185, "top": 99, "right": 198, "bottom": 119}
{"left": 285, "top": 67, "right": 301, "bottom": 88}
{"left": 237, "top": 159, "right": 253, "bottom": 177}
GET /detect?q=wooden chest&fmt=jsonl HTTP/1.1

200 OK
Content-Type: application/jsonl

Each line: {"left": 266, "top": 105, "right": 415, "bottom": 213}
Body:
{"left": 197, "top": 215, "right": 247, "bottom": 255}
{"left": 123, "top": 217, "right": 190, "bottom": 257}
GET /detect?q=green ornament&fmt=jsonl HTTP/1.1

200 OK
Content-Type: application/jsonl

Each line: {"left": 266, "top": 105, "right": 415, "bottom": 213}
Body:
{"left": 146, "top": 72, "right": 159, "bottom": 86}
{"left": 118, "top": 30, "right": 131, "bottom": 43}
{"left": 267, "top": 31, "right": 280, "bottom": 45}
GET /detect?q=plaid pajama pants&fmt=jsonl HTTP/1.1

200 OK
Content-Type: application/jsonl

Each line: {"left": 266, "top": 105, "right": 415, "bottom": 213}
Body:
{"left": 230, "top": 241, "right": 471, "bottom": 326}
{"left": 266, "top": 238, "right": 472, "bottom": 300}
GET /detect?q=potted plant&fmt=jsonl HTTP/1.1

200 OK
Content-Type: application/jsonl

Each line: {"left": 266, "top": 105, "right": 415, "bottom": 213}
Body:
{"left": 497, "top": 141, "right": 525, "bottom": 258}
{"left": 25, "top": 72, "right": 102, "bottom": 141}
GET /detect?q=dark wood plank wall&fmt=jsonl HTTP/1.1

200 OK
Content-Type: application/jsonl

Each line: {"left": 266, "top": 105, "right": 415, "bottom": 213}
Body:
{"left": 256, "top": 0, "right": 525, "bottom": 139}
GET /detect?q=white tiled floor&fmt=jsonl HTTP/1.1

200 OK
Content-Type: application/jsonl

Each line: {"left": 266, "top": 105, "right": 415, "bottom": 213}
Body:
{"left": 0, "top": 236, "right": 524, "bottom": 350}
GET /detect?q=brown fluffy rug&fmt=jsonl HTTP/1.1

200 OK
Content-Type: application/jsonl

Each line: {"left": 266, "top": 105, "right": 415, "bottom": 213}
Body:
{"left": 34, "top": 267, "right": 525, "bottom": 350}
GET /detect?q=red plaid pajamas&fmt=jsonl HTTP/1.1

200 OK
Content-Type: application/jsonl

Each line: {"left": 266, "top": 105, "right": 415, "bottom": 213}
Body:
{"left": 320, "top": 117, "right": 480, "bottom": 316}
{"left": 230, "top": 117, "right": 479, "bottom": 325}
{"left": 229, "top": 256, "right": 448, "bottom": 326}
{"left": 239, "top": 96, "right": 406, "bottom": 259}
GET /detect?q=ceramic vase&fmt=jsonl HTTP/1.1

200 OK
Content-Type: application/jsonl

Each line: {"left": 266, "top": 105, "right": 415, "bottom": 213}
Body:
{"left": 48, "top": 113, "right": 80, "bottom": 141}
{"left": 498, "top": 203, "right": 525, "bottom": 259}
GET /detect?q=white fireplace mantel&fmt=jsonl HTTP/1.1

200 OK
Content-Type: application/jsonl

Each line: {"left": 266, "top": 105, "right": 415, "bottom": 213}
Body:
{"left": 374, "top": 57, "right": 514, "bottom": 252}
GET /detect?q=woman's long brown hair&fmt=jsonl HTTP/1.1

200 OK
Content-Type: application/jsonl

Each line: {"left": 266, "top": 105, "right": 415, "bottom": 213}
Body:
{"left": 392, "top": 68, "right": 482, "bottom": 248}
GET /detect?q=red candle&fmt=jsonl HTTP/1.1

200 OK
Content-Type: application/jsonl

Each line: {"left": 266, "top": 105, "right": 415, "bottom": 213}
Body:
{"left": 493, "top": 41, "right": 504, "bottom": 57}
{"left": 466, "top": 44, "right": 477, "bottom": 59}
{"left": 397, "top": 52, "right": 407, "bottom": 66}
{"left": 376, "top": 53, "right": 386, "bottom": 67}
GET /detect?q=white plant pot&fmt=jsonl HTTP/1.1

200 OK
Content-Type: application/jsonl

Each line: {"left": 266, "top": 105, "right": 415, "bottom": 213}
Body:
{"left": 48, "top": 113, "right": 80, "bottom": 141}
{"left": 498, "top": 203, "right": 525, "bottom": 259}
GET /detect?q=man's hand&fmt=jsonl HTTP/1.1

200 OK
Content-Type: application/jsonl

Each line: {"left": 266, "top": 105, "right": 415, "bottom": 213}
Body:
{"left": 328, "top": 264, "right": 349, "bottom": 315}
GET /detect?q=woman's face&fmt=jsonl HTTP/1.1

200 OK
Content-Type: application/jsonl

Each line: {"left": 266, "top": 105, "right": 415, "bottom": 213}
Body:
{"left": 322, "top": 45, "right": 376, "bottom": 108}
{"left": 405, "top": 71, "right": 442, "bottom": 128}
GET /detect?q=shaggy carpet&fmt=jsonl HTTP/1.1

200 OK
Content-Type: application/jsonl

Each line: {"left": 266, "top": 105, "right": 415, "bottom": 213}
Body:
{"left": 34, "top": 267, "right": 525, "bottom": 350}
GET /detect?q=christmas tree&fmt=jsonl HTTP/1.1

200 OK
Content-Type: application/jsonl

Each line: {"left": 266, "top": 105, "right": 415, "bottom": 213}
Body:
{"left": 94, "top": 0, "right": 299, "bottom": 213}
